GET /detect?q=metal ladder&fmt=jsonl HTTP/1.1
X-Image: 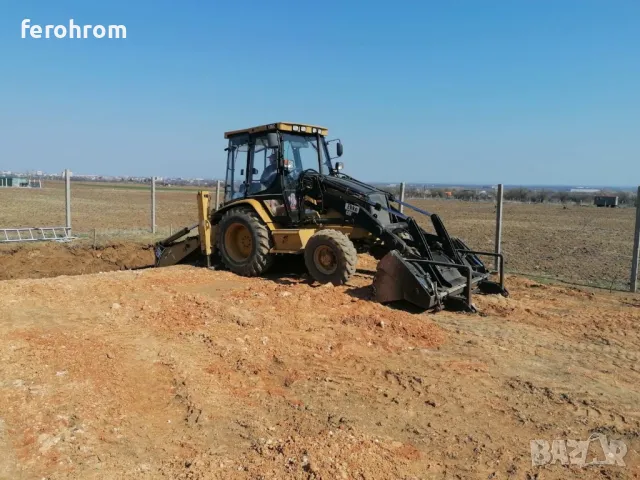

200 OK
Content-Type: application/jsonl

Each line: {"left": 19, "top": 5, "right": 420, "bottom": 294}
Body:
{"left": 0, "top": 227, "right": 76, "bottom": 243}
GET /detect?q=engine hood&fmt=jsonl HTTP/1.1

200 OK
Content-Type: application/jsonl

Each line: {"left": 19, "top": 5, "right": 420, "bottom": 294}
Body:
{"left": 323, "top": 174, "right": 386, "bottom": 197}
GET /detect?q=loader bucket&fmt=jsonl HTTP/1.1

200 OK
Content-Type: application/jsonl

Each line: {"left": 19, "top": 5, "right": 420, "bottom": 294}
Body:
{"left": 372, "top": 250, "right": 440, "bottom": 310}
{"left": 369, "top": 212, "right": 508, "bottom": 312}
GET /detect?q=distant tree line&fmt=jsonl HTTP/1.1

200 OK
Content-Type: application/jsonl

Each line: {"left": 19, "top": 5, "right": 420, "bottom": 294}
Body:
{"left": 502, "top": 188, "right": 638, "bottom": 206}
{"left": 379, "top": 184, "right": 638, "bottom": 207}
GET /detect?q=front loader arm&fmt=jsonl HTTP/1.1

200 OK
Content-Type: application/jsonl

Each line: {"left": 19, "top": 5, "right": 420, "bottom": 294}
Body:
{"left": 315, "top": 183, "right": 411, "bottom": 252}
{"left": 310, "top": 176, "right": 507, "bottom": 311}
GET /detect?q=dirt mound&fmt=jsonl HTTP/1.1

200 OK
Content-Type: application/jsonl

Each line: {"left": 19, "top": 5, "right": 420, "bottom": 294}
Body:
{"left": 2, "top": 245, "right": 640, "bottom": 478}
{"left": 0, "top": 242, "right": 155, "bottom": 281}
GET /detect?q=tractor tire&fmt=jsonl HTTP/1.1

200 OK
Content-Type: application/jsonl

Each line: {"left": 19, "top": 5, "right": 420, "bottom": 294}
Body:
{"left": 304, "top": 229, "right": 357, "bottom": 285}
{"left": 215, "top": 208, "right": 274, "bottom": 276}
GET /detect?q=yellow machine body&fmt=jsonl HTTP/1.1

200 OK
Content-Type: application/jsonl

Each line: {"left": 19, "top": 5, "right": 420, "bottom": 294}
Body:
{"left": 155, "top": 192, "right": 371, "bottom": 267}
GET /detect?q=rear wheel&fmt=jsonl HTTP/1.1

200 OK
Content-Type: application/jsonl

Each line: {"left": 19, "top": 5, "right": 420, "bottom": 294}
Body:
{"left": 304, "top": 229, "right": 357, "bottom": 285}
{"left": 216, "top": 208, "right": 274, "bottom": 276}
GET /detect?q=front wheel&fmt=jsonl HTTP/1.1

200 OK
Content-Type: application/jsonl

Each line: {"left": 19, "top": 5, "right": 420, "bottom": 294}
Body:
{"left": 304, "top": 229, "right": 357, "bottom": 285}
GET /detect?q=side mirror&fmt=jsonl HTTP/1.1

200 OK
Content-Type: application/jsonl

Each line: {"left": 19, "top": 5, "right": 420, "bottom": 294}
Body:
{"left": 252, "top": 168, "right": 258, "bottom": 175}
{"left": 335, "top": 161, "right": 344, "bottom": 171}
{"left": 336, "top": 142, "right": 343, "bottom": 157}
{"left": 266, "top": 132, "right": 279, "bottom": 149}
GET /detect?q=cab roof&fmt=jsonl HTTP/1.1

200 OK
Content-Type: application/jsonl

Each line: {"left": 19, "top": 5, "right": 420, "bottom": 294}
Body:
{"left": 224, "top": 122, "right": 328, "bottom": 138}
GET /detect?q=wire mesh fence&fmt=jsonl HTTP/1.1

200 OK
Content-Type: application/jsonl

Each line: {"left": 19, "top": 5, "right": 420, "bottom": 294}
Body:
{"left": 408, "top": 197, "right": 638, "bottom": 292}
{"left": 0, "top": 180, "right": 200, "bottom": 241}
{"left": 1, "top": 178, "right": 639, "bottom": 292}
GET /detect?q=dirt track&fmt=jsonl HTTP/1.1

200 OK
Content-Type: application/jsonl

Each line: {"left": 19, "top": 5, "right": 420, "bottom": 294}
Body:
{"left": 1, "top": 248, "right": 640, "bottom": 479}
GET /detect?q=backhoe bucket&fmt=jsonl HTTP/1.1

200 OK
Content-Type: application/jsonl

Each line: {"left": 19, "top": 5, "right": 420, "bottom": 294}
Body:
{"left": 153, "top": 222, "right": 201, "bottom": 267}
{"left": 372, "top": 250, "right": 440, "bottom": 310}
{"left": 155, "top": 236, "right": 201, "bottom": 267}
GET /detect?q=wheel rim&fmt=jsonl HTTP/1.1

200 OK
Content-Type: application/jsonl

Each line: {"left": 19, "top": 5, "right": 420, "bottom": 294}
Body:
{"left": 224, "top": 223, "right": 253, "bottom": 262}
{"left": 313, "top": 245, "right": 337, "bottom": 275}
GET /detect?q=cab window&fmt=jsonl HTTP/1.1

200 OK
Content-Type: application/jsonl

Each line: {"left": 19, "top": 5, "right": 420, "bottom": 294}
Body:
{"left": 248, "top": 136, "right": 278, "bottom": 194}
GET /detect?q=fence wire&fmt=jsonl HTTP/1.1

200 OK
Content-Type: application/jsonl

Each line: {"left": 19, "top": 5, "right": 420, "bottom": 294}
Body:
{"left": 407, "top": 197, "right": 638, "bottom": 292}
{"left": 2, "top": 180, "right": 638, "bottom": 292}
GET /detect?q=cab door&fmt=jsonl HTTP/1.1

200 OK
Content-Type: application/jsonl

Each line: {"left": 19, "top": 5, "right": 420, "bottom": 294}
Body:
{"left": 280, "top": 147, "right": 302, "bottom": 223}
{"left": 224, "top": 134, "right": 250, "bottom": 201}
{"left": 244, "top": 134, "right": 295, "bottom": 224}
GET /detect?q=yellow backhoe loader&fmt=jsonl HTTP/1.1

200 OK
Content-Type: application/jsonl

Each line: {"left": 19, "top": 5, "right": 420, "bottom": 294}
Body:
{"left": 154, "top": 122, "right": 508, "bottom": 312}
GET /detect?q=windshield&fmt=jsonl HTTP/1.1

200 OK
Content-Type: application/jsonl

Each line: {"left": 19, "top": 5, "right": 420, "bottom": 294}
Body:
{"left": 281, "top": 133, "right": 332, "bottom": 175}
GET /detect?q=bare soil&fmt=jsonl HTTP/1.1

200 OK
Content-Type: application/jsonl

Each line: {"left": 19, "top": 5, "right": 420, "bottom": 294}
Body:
{"left": 0, "top": 242, "right": 155, "bottom": 281}
{"left": 1, "top": 249, "right": 639, "bottom": 479}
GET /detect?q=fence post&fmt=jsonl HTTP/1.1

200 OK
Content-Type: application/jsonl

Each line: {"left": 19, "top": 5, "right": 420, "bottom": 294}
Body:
{"left": 494, "top": 184, "right": 504, "bottom": 271}
{"left": 399, "top": 182, "right": 406, "bottom": 213}
{"left": 65, "top": 169, "right": 71, "bottom": 231}
{"left": 216, "top": 180, "right": 222, "bottom": 209}
{"left": 151, "top": 176, "right": 156, "bottom": 234}
{"left": 631, "top": 186, "right": 640, "bottom": 293}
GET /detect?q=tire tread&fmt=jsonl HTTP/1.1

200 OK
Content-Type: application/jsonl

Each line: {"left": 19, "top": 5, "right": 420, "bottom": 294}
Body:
{"left": 216, "top": 208, "right": 274, "bottom": 276}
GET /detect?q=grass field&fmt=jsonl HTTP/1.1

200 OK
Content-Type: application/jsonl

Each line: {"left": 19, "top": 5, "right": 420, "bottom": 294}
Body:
{"left": 1, "top": 180, "right": 637, "bottom": 290}
{"left": 0, "top": 180, "right": 204, "bottom": 239}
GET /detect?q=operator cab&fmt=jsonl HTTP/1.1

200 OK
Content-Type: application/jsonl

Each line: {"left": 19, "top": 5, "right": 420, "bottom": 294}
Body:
{"left": 222, "top": 122, "right": 343, "bottom": 220}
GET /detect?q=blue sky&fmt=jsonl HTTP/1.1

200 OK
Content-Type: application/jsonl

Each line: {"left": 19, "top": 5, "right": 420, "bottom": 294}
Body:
{"left": 0, "top": 1, "right": 638, "bottom": 186}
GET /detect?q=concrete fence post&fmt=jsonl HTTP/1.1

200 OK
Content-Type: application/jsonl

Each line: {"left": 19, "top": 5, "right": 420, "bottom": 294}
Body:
{"left": 631, "top": 186, "right": 640, "bottom": 293}
{"left": 151, "top": 176, "right": 156, "bottom": 234}
{"left": 399, "top": 182, "right": 406, "bottom": 213}
{"left": 65, "top": 169, "right": 71, "bottom": 231}
{"left": 216, "top": 180, "right": 222, "bottom": 209}
{"left": 494, "top": 184, "right": 504, "bottom": 272}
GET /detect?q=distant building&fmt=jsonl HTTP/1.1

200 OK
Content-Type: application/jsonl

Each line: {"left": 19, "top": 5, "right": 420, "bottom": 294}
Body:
{"left": 0, "top": 176, "right": 42, "bottom": 188}
{"left": 594, "top": 195, "right": 619, "bottom": 208}
{"left": 0, "top": 176, "right": 28, "bottom": 187}
{"left": 570, "top": 188, "right": 600, "bottom": 193}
